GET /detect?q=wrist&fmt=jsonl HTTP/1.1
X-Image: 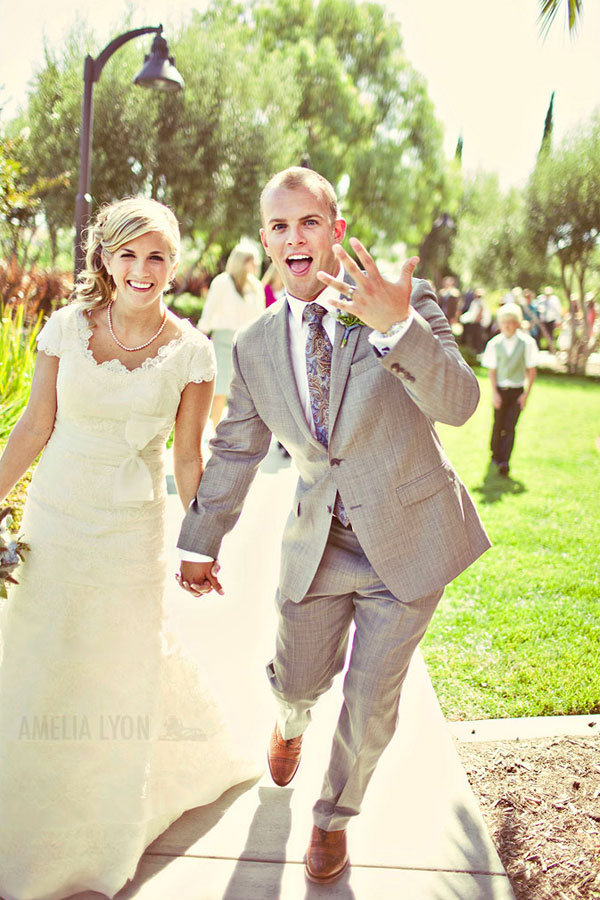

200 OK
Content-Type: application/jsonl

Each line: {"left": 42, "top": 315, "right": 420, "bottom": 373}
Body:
{"left": 378, "top": 313, "right": 411, "bottom": 337}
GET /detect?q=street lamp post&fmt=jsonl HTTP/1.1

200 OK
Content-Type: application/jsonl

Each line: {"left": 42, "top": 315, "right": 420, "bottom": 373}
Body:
{"left": 74, "top": 25, "right": 184, "bottom": 276}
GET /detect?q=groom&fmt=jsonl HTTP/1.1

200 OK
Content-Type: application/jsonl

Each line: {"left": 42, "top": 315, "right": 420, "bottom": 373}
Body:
{"left": 177, "top": 167, "right": 490, "bottom": 884}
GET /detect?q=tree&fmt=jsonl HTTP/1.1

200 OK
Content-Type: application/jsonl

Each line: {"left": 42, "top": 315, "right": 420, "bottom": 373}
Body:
{"left": 538, "top": 0, "right": 584, "bottom": 36}
{"left": 9, "top": 16, "right": 302, "bottom": 272}
{"left": 527, "top": 114, "right": 600, "bottom": 373}
{"left": 7, "top": 0, "right": 447, "bottom": 271}
{"left": 0, "top": 131, "right": 68, "bottom": 268}
{"left": 538, "top": 91, "right": 554, "bottom": 159}
{"left": 450, "top": 172, "right": 549, "bottom": 292}
{"left": 253, "top": 0, "right": 447, "bottom": 250}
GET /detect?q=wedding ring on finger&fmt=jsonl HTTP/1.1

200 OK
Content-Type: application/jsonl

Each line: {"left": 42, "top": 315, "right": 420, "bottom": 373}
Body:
{"left": 340, "top": 285, "right": 356, "bottom": 302}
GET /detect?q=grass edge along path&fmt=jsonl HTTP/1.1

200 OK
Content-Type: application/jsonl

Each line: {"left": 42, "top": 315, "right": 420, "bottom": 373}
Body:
{"left": 422, "top": 370, "right": 599, "bottom": 721}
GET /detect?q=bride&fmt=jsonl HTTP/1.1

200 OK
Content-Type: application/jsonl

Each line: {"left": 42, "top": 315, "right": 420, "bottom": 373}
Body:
{"left": 0, "top": 198, "right": 260, "bottom": 900}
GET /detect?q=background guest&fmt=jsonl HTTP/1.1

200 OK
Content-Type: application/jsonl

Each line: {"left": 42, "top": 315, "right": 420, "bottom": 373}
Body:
{"left": 198, "top": 243, "right": 265, "bottom": 427}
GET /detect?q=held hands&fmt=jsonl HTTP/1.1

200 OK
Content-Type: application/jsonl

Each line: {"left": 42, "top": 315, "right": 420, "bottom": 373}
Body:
{"left": 176, "top": 560, "right": 224, "bottom": 596}
{"left": 317, "top": 237, "right": 420, "bottom": 334}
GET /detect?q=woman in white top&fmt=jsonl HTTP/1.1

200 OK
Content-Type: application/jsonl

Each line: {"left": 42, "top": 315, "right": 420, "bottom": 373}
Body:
{"left": 198, "top": 244, "right": 265, "bottom": 426}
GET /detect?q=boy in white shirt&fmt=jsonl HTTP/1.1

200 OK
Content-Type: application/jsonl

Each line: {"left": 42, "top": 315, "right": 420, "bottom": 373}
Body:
{"left": 481, "top": 303, "right": 538, "bottom": 476}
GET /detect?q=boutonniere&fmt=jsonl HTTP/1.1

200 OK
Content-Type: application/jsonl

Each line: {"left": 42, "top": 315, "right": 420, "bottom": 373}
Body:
{"left": 337, "top": 312, "right": 365, "bottom": 347}
{"left": 0, "top": 507, "right": 30, "bottom": 599}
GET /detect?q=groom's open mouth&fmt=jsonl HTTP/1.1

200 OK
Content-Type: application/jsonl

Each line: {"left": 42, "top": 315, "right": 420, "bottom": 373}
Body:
{"left": 286, "top": 254, "right": 313, "bottom": 276}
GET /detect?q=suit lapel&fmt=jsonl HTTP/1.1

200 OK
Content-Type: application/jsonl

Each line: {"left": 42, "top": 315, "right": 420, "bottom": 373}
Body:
{"left": 329, "top": 319, "right": 362, "bottom": 436}
{"left": 264, "top": 301, "right": 322, "bottom": 448}
{"left": 329, "top": 272, "right": 363, "bottom": 436}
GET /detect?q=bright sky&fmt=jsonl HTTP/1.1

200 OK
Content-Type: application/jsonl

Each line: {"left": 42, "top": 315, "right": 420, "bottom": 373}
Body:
{"left": 1, "top": 0, "right": 598, "bottom": 189}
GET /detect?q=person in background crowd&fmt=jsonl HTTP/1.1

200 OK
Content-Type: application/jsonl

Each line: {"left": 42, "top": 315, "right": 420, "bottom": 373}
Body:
{"left": 533, "top": 286, "right": 563, "bottom": 349}
{"left": 481, "top": 302, "right": 538, "bottom": 477}
{"left": 198, "top": 243, "right": 266, "bottom": 427}
{"left": 519, "top": 288, "right": 540, "bottom": 343}
{"left": 459, "top": 287, "right": 490, "bottom": 353}
{"left": 262, "top": 263, "right": 285, "bottom": 308}
{"left": 437, "top": 275, "right": 461, "bottom": 325}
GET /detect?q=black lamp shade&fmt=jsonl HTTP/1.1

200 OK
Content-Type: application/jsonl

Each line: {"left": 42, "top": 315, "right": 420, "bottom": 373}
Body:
{"left": 133, "top": 32, "right": 184, "bottom": 92}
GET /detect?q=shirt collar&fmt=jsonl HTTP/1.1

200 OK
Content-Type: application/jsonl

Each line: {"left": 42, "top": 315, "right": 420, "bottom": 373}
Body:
{"left": 286, "top": 265, "right": 345, "bottom": 327}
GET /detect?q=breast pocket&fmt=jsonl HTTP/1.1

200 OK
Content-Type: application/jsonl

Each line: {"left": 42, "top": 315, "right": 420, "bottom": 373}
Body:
{"left": 350, "top": 354, "right": 381, "bottom": 378}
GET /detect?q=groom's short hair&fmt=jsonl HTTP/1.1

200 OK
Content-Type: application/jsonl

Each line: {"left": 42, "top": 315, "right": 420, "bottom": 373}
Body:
{"left": 260, "top": 167, "right": 340, "bottom": 224}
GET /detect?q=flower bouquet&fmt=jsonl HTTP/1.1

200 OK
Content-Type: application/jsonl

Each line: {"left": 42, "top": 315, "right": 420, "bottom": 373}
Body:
{"left": 0, "top": 508, "right": 29, "bottom": 599}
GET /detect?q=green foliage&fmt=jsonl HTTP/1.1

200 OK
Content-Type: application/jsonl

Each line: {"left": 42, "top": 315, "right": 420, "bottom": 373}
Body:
{"left": 527, "top": 113, "right": 600, "bottom": 372}
{"left": 450, "top": 172, "right": 548, "bottom": 291}
{"left": 423, "top": 371, "right": 600, "bottom": 719}
{"left": 0, "top": 304, "right": 42, "bottom": 442}
{"left": 538, "top": 0, "right": 584, "bottom": 37}
{"left": 0, "top": 132, "right": 69, "bottom": 267}
{"left": 6, "top": 0, "right": 448, "bottom": 270}
{"left": 166, "top": 291, "right": 206, "bottom": 325}
{"left": 538, "top": 90, "right": 554, "bottom": 159}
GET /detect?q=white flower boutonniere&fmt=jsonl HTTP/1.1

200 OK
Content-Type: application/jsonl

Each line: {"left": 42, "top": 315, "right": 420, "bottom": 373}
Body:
{"left": 0, "top": 507, "right": 30, "bottom": 599}
{"left": 337, "top": 312, "right": 365, "bottom": 347}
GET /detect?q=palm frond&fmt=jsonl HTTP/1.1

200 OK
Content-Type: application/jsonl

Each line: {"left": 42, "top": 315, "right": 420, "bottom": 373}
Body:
{"left": 538, "top": 0, "right": 583, "bottom": 38}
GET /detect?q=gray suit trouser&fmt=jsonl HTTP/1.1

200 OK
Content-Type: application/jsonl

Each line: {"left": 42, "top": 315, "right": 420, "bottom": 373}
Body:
{"left": 266, "top": 518, "right": 443, "bottom": 832}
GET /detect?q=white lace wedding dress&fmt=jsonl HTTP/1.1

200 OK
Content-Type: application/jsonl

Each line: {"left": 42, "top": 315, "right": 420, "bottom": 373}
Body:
{"left": 0, "top": 304, "right": 260, "bottom": 900}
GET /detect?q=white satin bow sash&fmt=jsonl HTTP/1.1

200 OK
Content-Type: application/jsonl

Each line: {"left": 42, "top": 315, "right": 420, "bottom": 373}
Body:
{"left": 114, "top": 413, "right": 170, "bottom": 505}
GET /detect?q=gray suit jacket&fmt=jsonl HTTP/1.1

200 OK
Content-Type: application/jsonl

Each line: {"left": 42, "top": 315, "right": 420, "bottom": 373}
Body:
{"left": 178, "top": 278, "right": 491, "bottom": 604}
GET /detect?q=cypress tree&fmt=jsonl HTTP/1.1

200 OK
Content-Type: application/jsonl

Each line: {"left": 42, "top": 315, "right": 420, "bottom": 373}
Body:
{"left": 538, "top": 91, "right": 555, "bottom": 158}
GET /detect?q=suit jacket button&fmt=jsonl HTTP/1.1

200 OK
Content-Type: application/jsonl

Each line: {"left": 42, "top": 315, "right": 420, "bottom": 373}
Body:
{"left": 330, "top": 458, "right": 342, "bottom": 466}
{"left": 391, "top": 362, "right": 401, "bottom": 373}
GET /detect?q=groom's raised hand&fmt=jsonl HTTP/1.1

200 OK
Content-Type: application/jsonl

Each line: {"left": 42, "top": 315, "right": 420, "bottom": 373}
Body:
{"left": 177, "top": 560, "right": 224, "bottom": 596}
{"left": 317, "top": 237, "right": 419, "bottom": 334}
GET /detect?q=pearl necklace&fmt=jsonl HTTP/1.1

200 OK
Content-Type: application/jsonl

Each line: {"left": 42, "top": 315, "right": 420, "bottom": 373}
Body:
{"left": 107, "top": 301, "right": 168, "bottom": 352}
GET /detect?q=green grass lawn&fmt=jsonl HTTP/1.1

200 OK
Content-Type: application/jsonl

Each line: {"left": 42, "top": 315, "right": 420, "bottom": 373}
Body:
{"left": 422, "top": 369, "right": 600, "bottom": 721}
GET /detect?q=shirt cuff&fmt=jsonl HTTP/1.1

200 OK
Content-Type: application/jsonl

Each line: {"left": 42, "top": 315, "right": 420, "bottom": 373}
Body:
{"left": 368, "top": 309, "right": 414, "bottom": 354}
{"left": 179, "top": 549, "right": 215, "bottom": 563}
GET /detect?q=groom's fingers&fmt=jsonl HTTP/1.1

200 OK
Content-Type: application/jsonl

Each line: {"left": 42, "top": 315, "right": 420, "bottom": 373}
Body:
{"left": 178, "top": 561, "right": 225, "bottom": 596}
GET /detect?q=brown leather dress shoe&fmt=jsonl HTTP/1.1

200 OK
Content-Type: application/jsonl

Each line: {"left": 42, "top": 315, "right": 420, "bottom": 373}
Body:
{"left": 305, "top": 825, "right": 349, "bottom": 884}
{"left": 267, "top": 723, "right": 303, "bottom": 786}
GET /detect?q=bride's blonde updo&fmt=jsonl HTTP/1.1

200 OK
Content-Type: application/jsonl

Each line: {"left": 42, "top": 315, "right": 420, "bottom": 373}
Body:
{"left": 72, "top": 197, "right": 181, "bottom": 316}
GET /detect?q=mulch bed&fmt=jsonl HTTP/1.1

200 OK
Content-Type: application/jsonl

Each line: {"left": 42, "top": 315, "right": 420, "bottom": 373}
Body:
{"left": 455, "top": 735, "right": 600, "bottom": 899}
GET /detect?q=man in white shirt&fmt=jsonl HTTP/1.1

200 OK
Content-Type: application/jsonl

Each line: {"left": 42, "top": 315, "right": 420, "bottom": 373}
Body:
{"left": 176, "top": 167, "right": 490, "bottom": 883}
{"left": 534, "top": 286, "right": 563, "bottom": 349}
{"left": 482, "top": 302, "right": 538, "bottom": 476}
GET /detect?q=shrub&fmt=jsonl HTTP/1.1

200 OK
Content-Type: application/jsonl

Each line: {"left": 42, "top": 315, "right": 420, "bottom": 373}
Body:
{"left": 0, "top": 303, "right": 42, "bottom": 442}
{"left": 0, "top": 256, "right": 70, "bottom": 322}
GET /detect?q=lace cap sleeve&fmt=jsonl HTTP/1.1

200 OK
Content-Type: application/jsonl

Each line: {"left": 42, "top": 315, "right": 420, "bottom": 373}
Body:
{"left": 36, "top": 306, "right": 69, "bottom": 357}
{"left": 187, "top": 331, "right": 217, "bottom": 385}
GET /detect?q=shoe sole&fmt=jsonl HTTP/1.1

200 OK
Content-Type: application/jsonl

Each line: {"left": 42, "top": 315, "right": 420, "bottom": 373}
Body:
{"left": 305, "top": 857, "right": 349, "bottom": 884}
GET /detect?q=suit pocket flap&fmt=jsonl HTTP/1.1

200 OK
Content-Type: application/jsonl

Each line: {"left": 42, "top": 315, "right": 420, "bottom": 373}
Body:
{"left": 350, "top": 354, "right": 380, "bottom": 377}
{"left": 396, "top": 463, "right": 455, "bottom": 507}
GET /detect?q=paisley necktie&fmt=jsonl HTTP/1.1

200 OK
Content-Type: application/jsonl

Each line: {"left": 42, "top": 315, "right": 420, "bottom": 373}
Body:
{"left": 304, "top": 303, "right": 349, "bottom": 526}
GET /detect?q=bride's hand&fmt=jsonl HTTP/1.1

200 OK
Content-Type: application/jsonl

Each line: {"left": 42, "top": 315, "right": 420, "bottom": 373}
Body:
{"left": 177, "top": 560, "right": 224, "bottom": 596}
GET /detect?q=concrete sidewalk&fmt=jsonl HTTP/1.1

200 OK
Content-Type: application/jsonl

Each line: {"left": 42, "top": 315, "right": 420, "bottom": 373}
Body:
{"left": 115, "top": 442, "right": 514, "bottom": 899}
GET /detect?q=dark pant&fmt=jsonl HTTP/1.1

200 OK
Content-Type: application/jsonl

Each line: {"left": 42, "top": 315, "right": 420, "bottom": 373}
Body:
{"left": 490, "top": 387, "right": 523, "bottom": 466}
{"left": 535, "top": 321, "right": 556, "bottom": 349}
